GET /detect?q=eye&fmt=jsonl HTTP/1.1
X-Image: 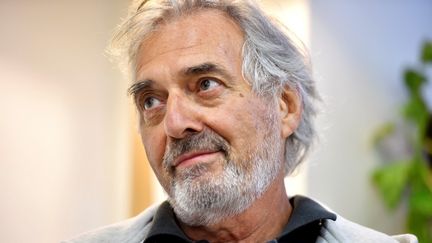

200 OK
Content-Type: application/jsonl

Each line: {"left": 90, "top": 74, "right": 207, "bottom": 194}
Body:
{"left": 143, "top": 96, "right": 162, "bottom": 110}
{"left": 199, "top": 78, "right": 220, "bottom": 91}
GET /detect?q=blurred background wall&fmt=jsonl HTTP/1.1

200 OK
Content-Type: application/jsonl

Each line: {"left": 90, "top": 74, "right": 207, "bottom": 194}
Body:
{"left": 0, "top": 0, "right": 431, "bottom": 242}
{"left": 308, "top": 0, "right": 432, "bottom": 234}
{"left": 0, "top": 1, "right": 131, "bottom": 242}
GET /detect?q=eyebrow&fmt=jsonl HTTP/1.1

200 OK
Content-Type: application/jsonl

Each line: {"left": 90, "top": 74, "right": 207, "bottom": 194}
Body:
{"left": 127, "top": 79, "right": 153, "bottom": 97}
{"left": 128, "top": 62, "right": 233, "bottom": 97}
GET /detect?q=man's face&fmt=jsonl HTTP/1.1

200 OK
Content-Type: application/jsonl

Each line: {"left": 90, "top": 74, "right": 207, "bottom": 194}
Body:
{"left": 133, "top": 10, "right": 286, "bottom": 224}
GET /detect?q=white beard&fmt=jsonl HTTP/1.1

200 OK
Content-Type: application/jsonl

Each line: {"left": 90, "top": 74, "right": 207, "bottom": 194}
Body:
{"left": 164, "top": 108, "right": 282, "bottom": 226}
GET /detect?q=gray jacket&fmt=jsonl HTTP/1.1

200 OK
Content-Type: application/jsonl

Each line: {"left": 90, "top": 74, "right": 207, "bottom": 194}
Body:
{"left": 63, "top": 202, "right": 418, "bottom": 243}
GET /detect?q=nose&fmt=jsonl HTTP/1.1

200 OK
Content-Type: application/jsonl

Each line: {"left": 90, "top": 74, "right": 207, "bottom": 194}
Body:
{"left": 164, "top": 93, "right": 203, "bottom": 139}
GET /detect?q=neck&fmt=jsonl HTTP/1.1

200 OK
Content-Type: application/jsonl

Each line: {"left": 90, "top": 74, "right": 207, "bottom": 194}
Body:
{"left": 178, "top": 171, "right": 292, "bottom": 243}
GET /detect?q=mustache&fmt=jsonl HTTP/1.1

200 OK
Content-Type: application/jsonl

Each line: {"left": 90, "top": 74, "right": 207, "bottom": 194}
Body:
{"left": 162, "top": 129, "right": 230, "bottom": 171}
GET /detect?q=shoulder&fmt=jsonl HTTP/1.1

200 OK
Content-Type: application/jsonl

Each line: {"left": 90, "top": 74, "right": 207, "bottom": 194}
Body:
{"left": 61, "top": 203, "right": 159, "bottom": 243}
{"left": 296, "top": 196, "right": 418, "bottom": 243}
{"left": 318, "top": 215, "right": 418, "bottom": 243}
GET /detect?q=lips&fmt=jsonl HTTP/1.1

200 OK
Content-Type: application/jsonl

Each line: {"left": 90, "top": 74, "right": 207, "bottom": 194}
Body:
{"left": 173, "top": 150, "right": 220, "bottom": 168}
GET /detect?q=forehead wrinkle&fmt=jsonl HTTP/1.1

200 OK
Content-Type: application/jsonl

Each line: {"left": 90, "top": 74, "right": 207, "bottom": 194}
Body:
{"left": 181, "top": 62, "right": 235, "bottom": 82}
{"left": 135, "top": 29, "right": 206, "bottom": 72}
{"left": 136, "top": 11, "right": 242, "bottom": 75}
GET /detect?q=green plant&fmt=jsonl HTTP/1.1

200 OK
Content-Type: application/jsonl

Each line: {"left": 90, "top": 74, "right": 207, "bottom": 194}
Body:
{"left": 372, "top": 41, "right": 432, "bottom": 242}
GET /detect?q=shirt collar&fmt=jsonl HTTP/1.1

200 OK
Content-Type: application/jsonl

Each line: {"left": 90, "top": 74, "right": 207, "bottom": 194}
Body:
{"left": 145, "top": 201, "right": 192, "bottom": 242}
{"left": 144, "top": 195, "right": 336, "bottom": 242}
{"left": 279, "top": 195, "right": 336, "bottom": 237}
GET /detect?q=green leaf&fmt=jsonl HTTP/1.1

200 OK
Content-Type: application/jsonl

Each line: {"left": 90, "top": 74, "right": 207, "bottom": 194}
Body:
{"left": 410, "top": 183, "right": 432, "bottom": 216}
{"left": 421, "top": 41, "right": 432, "bottom": 64}
{"left": 402, "top": 95, "right": 428, "bottom": 125}
{"left": 372, "top": 162, "right": 411, "bottom": 209}
{"left": 407, "top": 209, "right": 432, "bottom": 243}
{"left": 404, "top": 69, "right": 426, "bottom": 96}
{"left": 407, "top": 158, "right": 432, "bottom": 242}
{"left": 410, "top": 157, "right": 432, "bottom": 194}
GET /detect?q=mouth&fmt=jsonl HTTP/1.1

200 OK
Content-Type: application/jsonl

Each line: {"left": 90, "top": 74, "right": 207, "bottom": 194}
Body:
{"left": 173, "top": 150, "right": 222, "bottom": 169}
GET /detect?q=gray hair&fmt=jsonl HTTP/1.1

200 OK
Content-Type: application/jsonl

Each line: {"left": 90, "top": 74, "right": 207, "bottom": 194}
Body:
{"left": 108, "top": 0, "right": 320, "bottom": 176}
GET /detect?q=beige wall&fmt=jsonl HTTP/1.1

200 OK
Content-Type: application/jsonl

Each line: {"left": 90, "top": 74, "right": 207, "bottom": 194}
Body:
{"left": 0, "top": 1, "right": 130, "bottom": 242}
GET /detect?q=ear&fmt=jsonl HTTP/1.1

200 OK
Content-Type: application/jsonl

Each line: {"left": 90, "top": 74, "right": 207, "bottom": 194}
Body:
{"left": 279, "top": 86, "right": 302, "bottom": 139}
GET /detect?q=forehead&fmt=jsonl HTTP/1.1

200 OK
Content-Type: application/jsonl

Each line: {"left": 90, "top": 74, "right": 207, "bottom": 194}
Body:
{"left": 135, "top": 10, "right": 245, "bottom": 80}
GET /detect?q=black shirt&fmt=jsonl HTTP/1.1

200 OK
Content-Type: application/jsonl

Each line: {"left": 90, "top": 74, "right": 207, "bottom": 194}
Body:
{"left": 144, "top": 196, "right": 336, "bottom": 243}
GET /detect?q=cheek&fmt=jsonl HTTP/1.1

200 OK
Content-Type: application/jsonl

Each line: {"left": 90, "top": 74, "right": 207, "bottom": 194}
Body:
{"left": 140, "top": 127, "right": 166, "bottom": 175}
{"left": 209, "top": 98, "right": 266, "bottom": 150}
{"left": 141, "top": 129, "right": 174, "bottom": 192}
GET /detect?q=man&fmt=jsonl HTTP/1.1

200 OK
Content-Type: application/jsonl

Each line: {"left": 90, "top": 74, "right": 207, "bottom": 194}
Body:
{"left": 65, "top": 0, "right": 417, "bottom": 242}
